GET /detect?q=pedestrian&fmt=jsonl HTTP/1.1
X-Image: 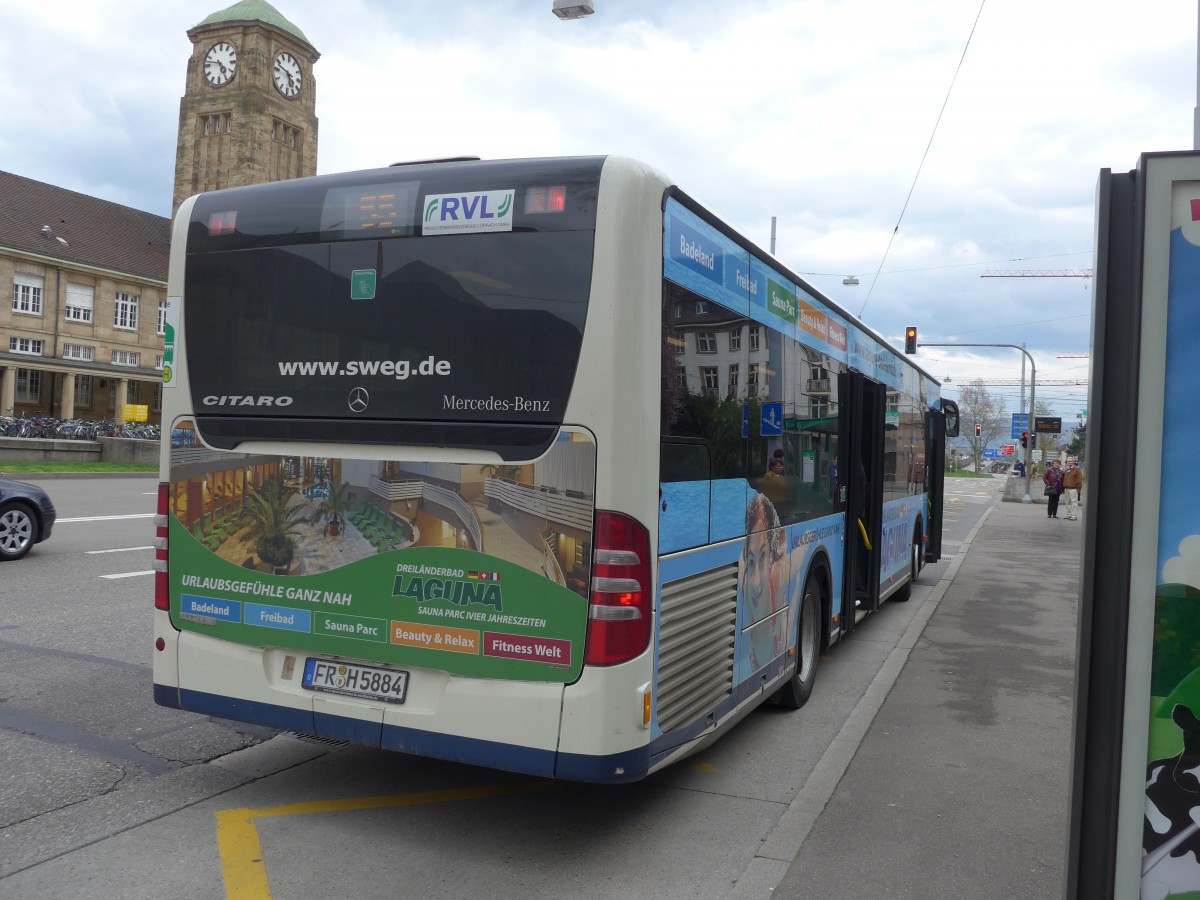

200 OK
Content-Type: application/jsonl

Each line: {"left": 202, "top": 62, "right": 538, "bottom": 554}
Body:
{"left": 1044, "top": 459, "right": 1064, "bottom": 518}
{"left": 1062, "top": 457, "right": 1084, "bottom": 520}
{"left": 760, "top": 456, "right": 788, "bottom": 505}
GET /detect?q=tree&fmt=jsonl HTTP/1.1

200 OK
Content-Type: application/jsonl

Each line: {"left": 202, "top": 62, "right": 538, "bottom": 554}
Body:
{"left": 956, "top": 380, "right": 1008, "bottom": 472}
{"left": 249, "top": 478, "right": 308, "bottom": 569}
{"left": 1065, "top": 421, "right": 1087, "bottom": 462}
{"left": 308, "top": 479, "right": 351, "bottom": 537}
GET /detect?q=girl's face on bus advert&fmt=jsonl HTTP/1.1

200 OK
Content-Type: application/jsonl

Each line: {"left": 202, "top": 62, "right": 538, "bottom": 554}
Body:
{"left": 744, "top": 528, "right": 771, "bottom": 616}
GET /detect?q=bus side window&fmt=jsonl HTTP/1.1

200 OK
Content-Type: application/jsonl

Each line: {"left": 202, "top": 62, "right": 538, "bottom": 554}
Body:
{"left": 659, "top": 441, "right": 712, "bottom": 553}
{"left": 660, "top": 441, "right": 711, "bottom": 483}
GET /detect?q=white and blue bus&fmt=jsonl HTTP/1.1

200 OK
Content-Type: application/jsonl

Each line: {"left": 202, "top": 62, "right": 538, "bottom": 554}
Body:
{"left": 152, "top": 155, "right": 955, "bottom": 783}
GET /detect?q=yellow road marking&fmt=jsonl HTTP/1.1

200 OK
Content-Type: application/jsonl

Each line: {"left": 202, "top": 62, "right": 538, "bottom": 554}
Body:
{"left": 216, "top": 781, "right": 554, "bottom": 899}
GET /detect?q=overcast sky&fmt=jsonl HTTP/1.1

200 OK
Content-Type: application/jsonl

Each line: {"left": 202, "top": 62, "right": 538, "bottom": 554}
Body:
{"left": 2, "top": 0, "right": 1194, "bottom": 424}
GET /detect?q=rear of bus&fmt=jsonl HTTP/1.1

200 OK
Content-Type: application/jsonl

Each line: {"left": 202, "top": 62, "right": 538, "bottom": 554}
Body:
{"left": 152, "top": 157, "right": 667, "bottom": 782}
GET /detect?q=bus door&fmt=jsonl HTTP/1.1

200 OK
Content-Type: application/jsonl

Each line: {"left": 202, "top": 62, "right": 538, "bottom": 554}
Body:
{"left": 924, "top": 406, "right": 948, "bottom": 562}
{"left": 838, "top": 373, "right": 885, "bottom": 628}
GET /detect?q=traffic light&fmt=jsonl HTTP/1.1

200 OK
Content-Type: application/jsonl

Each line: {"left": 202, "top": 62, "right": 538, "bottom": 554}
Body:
{"left": 974, "top": 424, "right": 981, "bottom": 437}
{"left": 1020, "top": 432, "right": 1028, "bottom": 448}
{"left": 904, "top": 326, "right": 918, "bottom": 354}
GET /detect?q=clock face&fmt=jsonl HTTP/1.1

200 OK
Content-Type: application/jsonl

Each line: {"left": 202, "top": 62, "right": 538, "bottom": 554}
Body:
{"left": 273, "top": 52, "right": 302, "bottom": 98}
{"left": 203, "top": 42, "right": 237, "bottom": 86}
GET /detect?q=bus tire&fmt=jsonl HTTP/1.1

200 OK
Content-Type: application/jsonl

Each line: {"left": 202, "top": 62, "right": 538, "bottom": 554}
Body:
{"left": 894, "top": 526, "right": 922, "bottom": 602}
{"left": 775, "top": 573, "right": 821, "bottom": 709}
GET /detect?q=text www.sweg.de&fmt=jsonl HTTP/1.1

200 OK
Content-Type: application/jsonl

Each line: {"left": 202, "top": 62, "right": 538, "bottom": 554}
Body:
{"left": 277, "top": 356, "right": 452, "bottom": 380}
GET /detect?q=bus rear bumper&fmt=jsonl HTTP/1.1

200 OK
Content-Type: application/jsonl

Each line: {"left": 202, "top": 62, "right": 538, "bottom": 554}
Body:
{"left": 153, "top": 682, "right": 649, "bottom": 782}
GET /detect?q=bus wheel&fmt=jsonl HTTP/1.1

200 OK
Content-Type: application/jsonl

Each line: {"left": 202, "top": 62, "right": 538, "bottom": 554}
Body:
{"left": 894, "top": 528, "right": 921, "bottom": 602}
{"left": 776, "top": 574, "right": 821, "bottom": 709}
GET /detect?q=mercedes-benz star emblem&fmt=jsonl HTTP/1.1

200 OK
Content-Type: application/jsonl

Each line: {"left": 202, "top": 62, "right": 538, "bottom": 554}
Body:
{"left": 348, "top": 386, "right": 369, "bottom": 413}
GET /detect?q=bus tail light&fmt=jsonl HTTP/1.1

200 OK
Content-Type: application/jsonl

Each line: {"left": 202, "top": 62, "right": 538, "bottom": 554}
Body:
{"left": 524, "top": 185, "right": 566, "bottom": 214}
{"left": 585, "top": 511, "right": 652, "bottom": 666}
{"left": 154, "top": 483, "right": 170, "bottom": 612}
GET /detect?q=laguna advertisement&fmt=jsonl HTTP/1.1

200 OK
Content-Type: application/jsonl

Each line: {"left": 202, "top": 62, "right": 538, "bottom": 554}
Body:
{"left": 168, "top": 422, "right": 596, "bottom": 683}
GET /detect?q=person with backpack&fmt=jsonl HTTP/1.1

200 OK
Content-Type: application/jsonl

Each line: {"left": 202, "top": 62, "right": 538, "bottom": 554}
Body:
{"left": 1044, "top": 459, "right": 1064, "bottom": 519}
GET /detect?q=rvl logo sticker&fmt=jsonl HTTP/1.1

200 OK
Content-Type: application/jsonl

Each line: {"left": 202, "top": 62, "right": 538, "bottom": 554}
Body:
{"left": 423, "top": 190, "right": 515, "bottom": 235}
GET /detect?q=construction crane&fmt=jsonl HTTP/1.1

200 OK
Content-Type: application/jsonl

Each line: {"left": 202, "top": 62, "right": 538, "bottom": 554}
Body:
{"left": 980, "top": 270, "right": 1093, "bottom": 278}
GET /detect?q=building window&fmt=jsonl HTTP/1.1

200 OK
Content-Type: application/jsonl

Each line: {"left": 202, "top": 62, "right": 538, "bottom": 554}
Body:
{"left": 749, "top": 326, "right": 760, "bottom": 351}
{"left": 127, "top": 381, "right": 139, "bottom": 404}
{"left": 16, "top": 369, "right": 41, "bottom": 403}
{"left": 9, "top": 337, "right": 44, "bottom": 355}
{"left": 728, "top": 363, "right": 739, "bottom": 398}
{"left": 75, "top": 375, "right": 93, "bottom": 408}
{"left": 203, "top": 112, "right": 233, "bottom": 135}
{"left": 729, "top": 329, "right": 741, "bottom": 351}
{"left": 157, "top": 299, "right": 167, "bottom": 336}
{"left": 676, "top": 365, "right": 687, "bottom": 389}
{"left": 748, "top": 365, "right": 759, "bottom": 397}
{"left": 667, "top": 330, "right": 684, "bottom": 354}
{"left": 272, "top": 119, "right": 300, "bottom": 149}
{"left": 700, "top": 366, "right": 719, "bottom": 397}
{"left": 154, "top": 354, "right": 164, "bottom": 370}
{"left": 697, "top": 331, "right": 717, "bottom": 353}
{"left": 810, "top": 397, "right": 829, "bottom": 418}
{"left": 694, "top": 301, "right": 708, "bottom": 315}
{"left": 65, "top": 283, "right": 94, "bottom": 323}
{"left": 112, "top": 349, "right": 141, "bottom": 367}
{"left": 63, "top": 343, "right": 95, "bottom": 361}
{"left": 153, "top": 382, "right": 163, "bottom": 413}
{"left": 114, "top": 292, "right": 139, "bottom": 330}
{"left": 12, "top": 274, "right": 44, "bottom": 315}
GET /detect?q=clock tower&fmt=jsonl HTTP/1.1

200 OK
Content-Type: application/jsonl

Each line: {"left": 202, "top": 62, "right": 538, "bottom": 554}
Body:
{"left": 172, "top": 0, "right": 319, "bottom": 217}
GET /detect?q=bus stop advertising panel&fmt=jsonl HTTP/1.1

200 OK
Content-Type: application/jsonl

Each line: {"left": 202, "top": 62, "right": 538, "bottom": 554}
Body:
{"left": 1069, "top": 152, "right": 1200, "bottom": 899}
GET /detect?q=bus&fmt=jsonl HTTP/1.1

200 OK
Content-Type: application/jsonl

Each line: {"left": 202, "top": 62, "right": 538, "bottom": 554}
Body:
{"left": 152, "top": 155, "right": 956, "bottom": 783}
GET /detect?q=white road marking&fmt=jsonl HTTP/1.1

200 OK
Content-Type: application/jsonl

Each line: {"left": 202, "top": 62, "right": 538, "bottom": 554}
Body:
{"left": 100, "top": 571, "right": 155, "bottom": 580}
{"left": 88, "top": 546, "right": 153, "bottom": 554}
{"left": 57, "top": 514, "right": 155, "bottom": 523}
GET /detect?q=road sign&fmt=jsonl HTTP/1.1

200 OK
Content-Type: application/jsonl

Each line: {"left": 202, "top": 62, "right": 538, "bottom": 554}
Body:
{"left": 1034, "top": 415, "right": 1063, "bottom": 434}
{"left": 1011, "top": 413, "right": 1029, "bottom": 439}
{"left": 761, "top": 402, "right": 783, "bottom": 436}
{"left": 1000, "top": 444, "right": 1016, "bottom": 456}
{"left": 982, "top": 447, "right": 999, "bottom": 459}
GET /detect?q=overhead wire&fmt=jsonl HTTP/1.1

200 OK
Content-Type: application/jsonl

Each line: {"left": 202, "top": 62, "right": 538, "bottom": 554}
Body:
{"left": 857, "top": 0, "right": 988, "bottom": 319}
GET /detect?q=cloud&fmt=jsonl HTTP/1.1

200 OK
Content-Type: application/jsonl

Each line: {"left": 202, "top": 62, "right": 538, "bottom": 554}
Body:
{"left": 1164, "top": 536, "right": 1200, "bottom": 591}
{"left": 2, "top": 0, "right": 1191, "bottom": 421}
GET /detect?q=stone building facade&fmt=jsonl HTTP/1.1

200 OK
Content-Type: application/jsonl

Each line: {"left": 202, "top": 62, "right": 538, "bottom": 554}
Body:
{"left": 0, "top": 0, "right": 318, "bottom": 426}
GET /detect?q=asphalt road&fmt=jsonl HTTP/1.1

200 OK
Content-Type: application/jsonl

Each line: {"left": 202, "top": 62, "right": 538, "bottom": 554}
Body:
{"left": 0, "top": 475, "right": 998, "bottom": 900}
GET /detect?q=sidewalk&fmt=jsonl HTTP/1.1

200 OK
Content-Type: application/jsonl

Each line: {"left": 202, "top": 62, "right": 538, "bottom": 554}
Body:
{"left": 773, "top": 490, "right": 1081, "bottom": 898}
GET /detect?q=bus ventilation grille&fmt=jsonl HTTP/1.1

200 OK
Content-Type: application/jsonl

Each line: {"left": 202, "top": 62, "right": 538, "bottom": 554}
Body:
{"left": 283, "top": 732, "right": 351, "bottom": 749}
{"left": 656, "top": 562, "right": 738, "bottom": 734}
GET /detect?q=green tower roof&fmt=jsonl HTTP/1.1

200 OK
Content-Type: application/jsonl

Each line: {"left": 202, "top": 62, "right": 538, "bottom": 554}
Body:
{"left": 194, "top": 1, "right": 311, "bottom": 45}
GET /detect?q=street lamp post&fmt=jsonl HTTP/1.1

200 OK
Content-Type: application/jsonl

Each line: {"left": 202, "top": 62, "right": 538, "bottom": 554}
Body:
{"left": 919, "top": 342, "right": 1037, "bottom": 503}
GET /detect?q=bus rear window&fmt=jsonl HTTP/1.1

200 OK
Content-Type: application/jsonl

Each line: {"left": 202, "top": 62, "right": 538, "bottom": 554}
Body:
{"left": 184, "top": 229, "right": 593, "bottom": 454}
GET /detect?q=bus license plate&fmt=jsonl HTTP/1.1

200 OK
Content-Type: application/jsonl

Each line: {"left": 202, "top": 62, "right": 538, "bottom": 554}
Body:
{"left": 302, "top": 659, "right": 408, "bottom": 704}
